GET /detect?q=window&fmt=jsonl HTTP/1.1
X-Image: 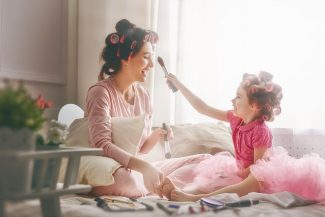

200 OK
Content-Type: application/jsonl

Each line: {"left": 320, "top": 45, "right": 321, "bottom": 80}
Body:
{"left": 174, "top": 0, "right": 325, "bottom": 129}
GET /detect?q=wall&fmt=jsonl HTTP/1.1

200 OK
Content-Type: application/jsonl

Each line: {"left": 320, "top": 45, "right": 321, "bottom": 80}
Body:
{"left": 0, "top": 0, "right": 164, "bottom": 123}
{"left": 0, "top": 0, "right": 68, "bottom": 118}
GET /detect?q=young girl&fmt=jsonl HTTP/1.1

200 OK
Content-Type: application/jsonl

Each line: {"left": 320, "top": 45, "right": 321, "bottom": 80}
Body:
{"left": 162, "top": 71, "right": 325, "bottom": 202}
{"left": 159, "top": 71, "right": 281, "bottom": 198}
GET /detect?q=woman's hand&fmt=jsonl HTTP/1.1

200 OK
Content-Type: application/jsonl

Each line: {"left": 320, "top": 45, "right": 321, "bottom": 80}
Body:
{"left": 160, "top": 177, "right": 176, "bottom": 199}
{"left": 139, "top": 127, "right": 173, "bottom": 154}
{"left": 140, "top": 128, "right": 166, "bottom": 153}
{"left": 148, "top": 126, "right": 174, "bottom": 144}
{"left": 128, "top": 157, "right": 164, "bottom": 196}
{"left": 141, "top": 163, "right": 165, "bottom": 197}
{"left": 151, "top": 125, "right": 174, "bottom": 142}
{"left": 150, "top": 128, "right": 166, "bottom": 143}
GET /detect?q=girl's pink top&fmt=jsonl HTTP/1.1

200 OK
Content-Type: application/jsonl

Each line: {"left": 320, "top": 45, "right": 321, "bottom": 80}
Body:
{"left": 227, "top": 111, "right": 272, "bottom": 169}
{"left": 85, "top": 78, "right": 152, "bottom": 167}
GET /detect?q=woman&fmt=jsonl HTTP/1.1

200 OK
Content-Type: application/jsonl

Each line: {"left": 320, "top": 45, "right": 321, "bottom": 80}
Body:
{"left": 86, "top": 19, "right": 166, "bottom": 197}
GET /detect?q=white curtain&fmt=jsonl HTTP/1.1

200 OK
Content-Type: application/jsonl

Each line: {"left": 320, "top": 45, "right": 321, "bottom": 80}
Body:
{"left": 151, "top": 0, "right": 180, "bottom": 126}
{"left": 172, "top": 0, "right": 325, "bottom": 129}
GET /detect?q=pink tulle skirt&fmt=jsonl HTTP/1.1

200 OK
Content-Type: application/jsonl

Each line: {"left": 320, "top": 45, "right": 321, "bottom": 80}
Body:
{"left": 189, "top": 147, "right": 325, "bottom": 201}
{"left": 189, "top": 152, "right": 243, "bottom": 193}
{"left": 251, "top": 146, "right": 325, "bottom": 201}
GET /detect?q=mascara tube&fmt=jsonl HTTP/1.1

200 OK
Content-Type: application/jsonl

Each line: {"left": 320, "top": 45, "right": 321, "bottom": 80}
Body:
{"left": 226, "top": 199, "right": 259, "bottom": 207}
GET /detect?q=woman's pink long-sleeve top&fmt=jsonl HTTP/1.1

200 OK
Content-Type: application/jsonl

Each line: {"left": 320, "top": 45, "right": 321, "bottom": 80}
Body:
{"left": 85, "top": 78, "right": 152, "bottom": 167}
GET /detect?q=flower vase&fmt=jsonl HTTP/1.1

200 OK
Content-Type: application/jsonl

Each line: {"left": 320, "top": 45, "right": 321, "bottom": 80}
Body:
{"left": 32, "top": 145, "right": 60, "bottom": 188}
{"left": 0, "top": 127, "right": 36, "bottom": 150}
{"left": 0, "top": 127, "right": 36, "bottom": 195}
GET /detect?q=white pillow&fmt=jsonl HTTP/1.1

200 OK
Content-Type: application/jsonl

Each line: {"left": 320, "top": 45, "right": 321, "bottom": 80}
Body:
{"left": 65, "top": 115, "right": 145, "bottom": 155}
{"left": 141, "top": 122, "right": 234, "bottom": 163}
{"left": 169, "top": 122, "right": 234, "bottom": 158}
{"left": 59, "top": 115, "right": 146, "bottom": 186}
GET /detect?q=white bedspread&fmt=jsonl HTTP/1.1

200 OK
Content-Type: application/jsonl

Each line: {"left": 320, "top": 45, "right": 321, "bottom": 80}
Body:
{"left": 6, "top": 192, "right": 325, "bottom": 217}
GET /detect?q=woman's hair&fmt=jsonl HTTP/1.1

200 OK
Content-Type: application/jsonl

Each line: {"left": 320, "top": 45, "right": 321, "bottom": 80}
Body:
{"left": 98, "top": 19, "right": 159, "bottom": 80}
{"left": 241, "top": 71, "right": 283, "bottom": 122}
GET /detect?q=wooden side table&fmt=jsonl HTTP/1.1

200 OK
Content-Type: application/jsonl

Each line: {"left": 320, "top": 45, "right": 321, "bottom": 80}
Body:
{"left": 0, "top": 147, "right": 102, "bottom": 217}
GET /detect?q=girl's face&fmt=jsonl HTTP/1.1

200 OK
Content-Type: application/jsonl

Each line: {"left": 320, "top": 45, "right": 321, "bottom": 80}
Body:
{"left": 231, "top": 86, "right": 257, "bottom": 122}
{"left": 128, "top": 42, "right": 154, "bottom": 82}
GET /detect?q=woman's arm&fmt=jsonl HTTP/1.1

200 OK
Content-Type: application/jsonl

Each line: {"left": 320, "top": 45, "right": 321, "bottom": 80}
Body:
{"left": 166, "top": 74, "right": 228, "bottom": 122}
{"left": 86, "top": 85, "right": 134, "bottom": 166}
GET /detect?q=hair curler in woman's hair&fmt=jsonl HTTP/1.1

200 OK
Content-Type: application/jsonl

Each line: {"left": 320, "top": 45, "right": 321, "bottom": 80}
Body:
{"left": 98, "top": 19, "right": 159, "bottom": 80}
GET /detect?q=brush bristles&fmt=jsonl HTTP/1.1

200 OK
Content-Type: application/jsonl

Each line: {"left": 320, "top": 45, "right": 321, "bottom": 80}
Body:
{"left": 157, "top": 56, "right": 165, "bottom": 66}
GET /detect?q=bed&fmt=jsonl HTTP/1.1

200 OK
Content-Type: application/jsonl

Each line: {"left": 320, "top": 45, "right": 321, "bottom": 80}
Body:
{"left": 6, "top": 122, "right": 325, "bottom": 217}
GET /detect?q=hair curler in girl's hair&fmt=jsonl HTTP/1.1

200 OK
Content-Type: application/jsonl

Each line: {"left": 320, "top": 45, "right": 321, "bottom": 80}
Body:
{"left": 258, "top": 71, "right": 273, "bottom": 82}
{"left": 241, "top": 71, "right": 283, "bottom": 122}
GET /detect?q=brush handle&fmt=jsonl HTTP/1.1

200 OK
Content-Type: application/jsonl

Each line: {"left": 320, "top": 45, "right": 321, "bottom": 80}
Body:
{"left": 160, "top": 65, "right": 178, "bottom": 92}
{"left": 164, "top": 142, "right": 172, "bottom": 159}
{"left": 162, "top": 123, "right": 172, "bottom": 159}
{"left": 167, "top": 80, "right": 178, "bottom": 93}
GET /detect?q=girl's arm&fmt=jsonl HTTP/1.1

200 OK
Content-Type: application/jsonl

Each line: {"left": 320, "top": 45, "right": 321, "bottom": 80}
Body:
{"left": 166, "top": 74, "right": 228, "bottom": 122}
{"left": 238, "top": 147, "right": 268, "bottom": 178}
{"left": 254, "top": 147, "right": 268, "bottom": 162}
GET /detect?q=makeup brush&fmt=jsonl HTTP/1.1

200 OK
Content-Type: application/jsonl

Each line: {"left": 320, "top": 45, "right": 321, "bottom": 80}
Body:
{"left": 157, "top": 56, "right": 178, "bottom": 92}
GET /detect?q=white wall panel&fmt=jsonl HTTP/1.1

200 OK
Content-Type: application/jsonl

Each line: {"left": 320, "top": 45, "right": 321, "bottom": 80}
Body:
{"left": 0, "top": 0, "right": 66, "bottom": 84}
{"left": 0, "top": 0, "right": 68, "bottom": 120}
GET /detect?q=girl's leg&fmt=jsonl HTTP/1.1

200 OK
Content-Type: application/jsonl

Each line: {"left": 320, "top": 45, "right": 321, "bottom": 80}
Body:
{"left": 90, "top": 167, "right": 148, "bottom": 198}
{"left": 170, "top": 174, "right": 261, "bottom": 202}
{"left": 155, "top": 154, "right": 211, "bottom": 198}
{"left": 155, "top": 154, "right": 211, "bottom": 187}
{"left": 154, "top": 154, "right": 211, "bottom": 177}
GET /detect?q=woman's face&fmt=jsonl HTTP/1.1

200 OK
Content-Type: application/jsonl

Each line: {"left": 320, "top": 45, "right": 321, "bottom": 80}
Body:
{"left": 128, "top": 42, "right": 154, "bottom": 82}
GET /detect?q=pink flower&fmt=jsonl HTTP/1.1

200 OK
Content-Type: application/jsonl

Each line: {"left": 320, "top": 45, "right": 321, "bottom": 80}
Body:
{"left": 36, "top": 95, "right": 52, "bottom": 110}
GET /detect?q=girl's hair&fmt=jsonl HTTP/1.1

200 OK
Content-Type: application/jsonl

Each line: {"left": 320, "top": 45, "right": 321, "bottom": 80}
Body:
{"left": 98, "top": 19, "right": 159, "bottom": 80}
{"left": 241, "top": 71, "right": 283, "bottom": 122}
